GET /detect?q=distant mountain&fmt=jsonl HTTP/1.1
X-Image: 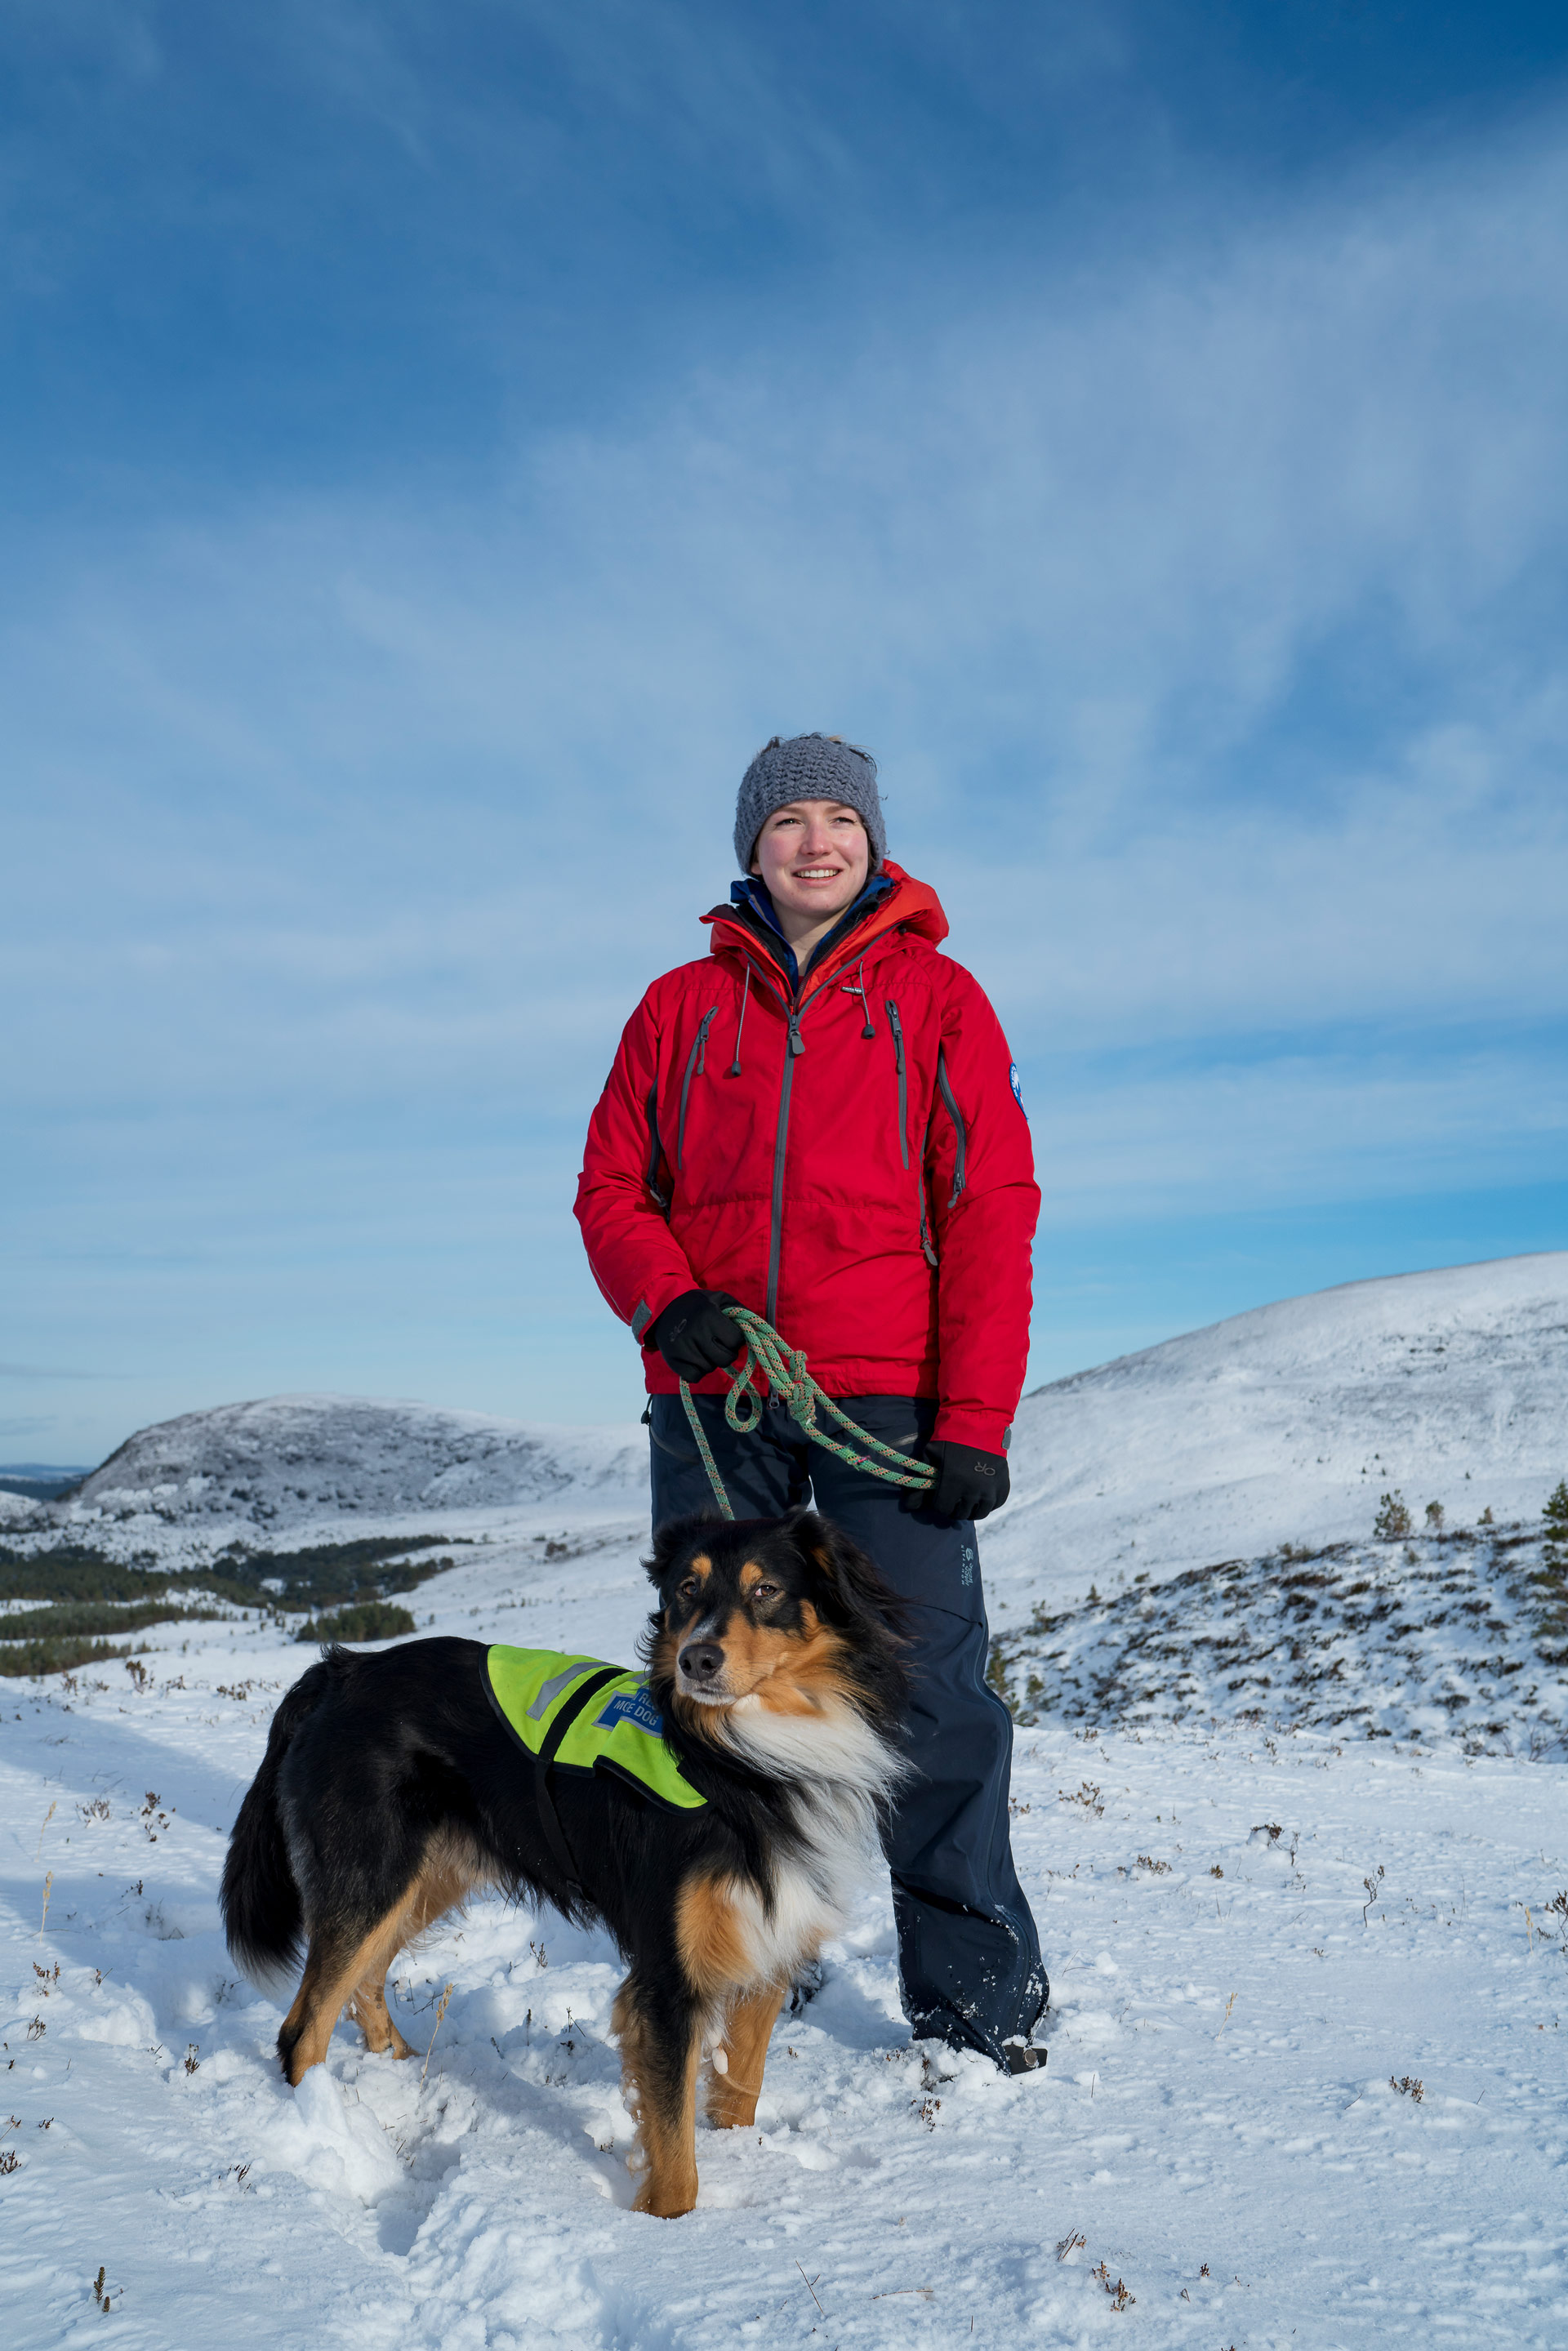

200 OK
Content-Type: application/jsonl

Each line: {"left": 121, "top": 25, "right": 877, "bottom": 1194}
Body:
{"left": 5, "top": 1394, "right": 645, "bottom": 1556}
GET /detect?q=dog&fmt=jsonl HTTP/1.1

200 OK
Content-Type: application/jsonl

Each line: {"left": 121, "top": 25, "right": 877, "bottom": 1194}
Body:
{"left": 220, "top": 1508, "right": 908, "bottom": 2217}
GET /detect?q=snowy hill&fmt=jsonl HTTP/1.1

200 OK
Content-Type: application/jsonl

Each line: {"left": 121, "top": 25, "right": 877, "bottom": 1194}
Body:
{"left": 983, "top": 1249, "right": 1568, "bottom": 1608}
{"left": 0, "top": 1393, "right": 647, "bottom": 1561}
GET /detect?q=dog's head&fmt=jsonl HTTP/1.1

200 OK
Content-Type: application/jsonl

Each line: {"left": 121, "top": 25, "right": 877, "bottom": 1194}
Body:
{"left": 641, "top": 1508, "right": 907, "bottom": 1731}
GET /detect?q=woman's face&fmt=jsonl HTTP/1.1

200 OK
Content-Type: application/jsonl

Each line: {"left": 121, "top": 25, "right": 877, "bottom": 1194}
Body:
{"left": 750, "top": 799, "right": 871, "bottom": 926}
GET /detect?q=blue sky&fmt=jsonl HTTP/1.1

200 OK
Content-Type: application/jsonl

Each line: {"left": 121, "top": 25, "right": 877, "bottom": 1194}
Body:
{"left": 4, "top": 1, "right": 1568, "bottom": 1465}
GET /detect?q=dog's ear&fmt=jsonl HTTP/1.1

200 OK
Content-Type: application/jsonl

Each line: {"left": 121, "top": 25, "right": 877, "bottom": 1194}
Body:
{"left": 644, "top": 1510, "right": 725, "bottom": 1589}
{"left": 790, "top": 1510, "right": 904, "bottom": 1629}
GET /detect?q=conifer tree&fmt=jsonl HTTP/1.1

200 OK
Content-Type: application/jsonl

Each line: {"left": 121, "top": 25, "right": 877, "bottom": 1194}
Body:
{"left": 1544, "top": 1477, "right": 1568, "bottom": 1571}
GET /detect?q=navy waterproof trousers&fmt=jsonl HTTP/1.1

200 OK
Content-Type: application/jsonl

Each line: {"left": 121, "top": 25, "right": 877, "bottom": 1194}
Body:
{"left": 648, "top": 1391, "right": 1047, "bottom": 2064}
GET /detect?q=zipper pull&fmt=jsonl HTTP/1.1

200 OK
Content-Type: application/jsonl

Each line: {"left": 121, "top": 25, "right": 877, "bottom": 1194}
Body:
{"left": 788, "top": 1013, "right": 804, "bottom": 1057}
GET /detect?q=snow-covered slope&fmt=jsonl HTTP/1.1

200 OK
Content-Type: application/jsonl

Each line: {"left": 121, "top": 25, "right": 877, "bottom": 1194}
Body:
{"left": 984, "top": 1250, "right": 1568, "bottom": 1607}
{"left": 988, "top": 1521, "right": 1566, "bottom": 1751}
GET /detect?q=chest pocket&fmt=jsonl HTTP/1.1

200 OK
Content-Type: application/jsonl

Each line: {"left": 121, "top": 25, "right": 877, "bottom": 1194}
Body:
{"left": 886, "top": 1004, "right": 964, "bottom": 1264}
{"left": 885, "top": 1000, "right": 911, "bottom": 1168}
{"left": 934, "top": 1048, "right": 968, "bottom": 1202}
{"left": 676, "top": 1008, "right": 719, "bottom": 1171}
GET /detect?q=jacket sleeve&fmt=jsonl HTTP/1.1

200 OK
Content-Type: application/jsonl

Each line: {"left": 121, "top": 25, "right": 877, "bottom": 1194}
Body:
{"left": 574, "top": 986, "right": 701, "bottom": 1346}
{"left": 922, "top": 965, "right": 1040, "bottom": 1454}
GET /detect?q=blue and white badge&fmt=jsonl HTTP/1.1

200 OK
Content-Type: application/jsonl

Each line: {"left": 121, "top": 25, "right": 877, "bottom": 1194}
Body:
{"left": 596, "top": 1685, "right": 665, "bottom": 1738}
{"left": 1009, "top": 1062, "right": 1027, "bottom": 1115}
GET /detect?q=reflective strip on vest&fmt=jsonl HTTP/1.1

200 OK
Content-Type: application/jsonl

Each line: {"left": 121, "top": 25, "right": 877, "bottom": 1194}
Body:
{"left": 485, "top": 1645, "right": 706, "bottom": 1813}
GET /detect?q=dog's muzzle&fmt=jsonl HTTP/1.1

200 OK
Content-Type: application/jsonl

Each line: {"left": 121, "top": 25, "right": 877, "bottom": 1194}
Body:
{"left": 677, "top": 1641, "right": 728, "bottom": 1697}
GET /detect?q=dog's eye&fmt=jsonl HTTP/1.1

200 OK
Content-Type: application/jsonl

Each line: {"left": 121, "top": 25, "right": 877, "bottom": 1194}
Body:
{"left": 752, "top": 1582, "right": 782, "bottom": 1603}
{"left": 676, "top": 1575, "right": 699, "bottom": 1601}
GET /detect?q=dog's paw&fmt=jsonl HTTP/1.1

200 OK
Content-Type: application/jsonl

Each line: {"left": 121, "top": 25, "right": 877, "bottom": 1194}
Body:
{"left": 788, "top": 1958, "right": 825, "bottom": 2014}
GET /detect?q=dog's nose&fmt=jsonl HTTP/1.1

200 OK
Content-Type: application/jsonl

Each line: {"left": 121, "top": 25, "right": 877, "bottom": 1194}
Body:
{"left": 679, "top": 1641, "right": 725, "bottom": 1685}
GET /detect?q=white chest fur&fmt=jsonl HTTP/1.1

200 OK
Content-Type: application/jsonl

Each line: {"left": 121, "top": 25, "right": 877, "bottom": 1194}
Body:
{"left": 717, "top": 1694, "right": 903, "bottom": 1988}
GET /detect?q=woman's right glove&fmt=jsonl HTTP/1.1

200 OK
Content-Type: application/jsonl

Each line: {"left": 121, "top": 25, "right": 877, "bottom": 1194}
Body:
{"left": 651, "top": 1290, "right": 745, "bottom": 1382}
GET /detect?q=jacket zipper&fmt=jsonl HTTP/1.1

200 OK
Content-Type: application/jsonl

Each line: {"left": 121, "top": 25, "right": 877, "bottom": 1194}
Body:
{"left": 885, "top": 1000, "right": 908, "bottom": 1169}
{"left": 936, "top": 1048, "right": 968, "bottom": 1203}
{"left": 721, "top": 953, "right": 798, "bottom": 1329}
{"left": 766, "top": 1007, "right": 804, "bottom": 1322}
{"left": 738, "top": 944, "right": 888, "bottom": 1328}
{"left": 676, "top": 1008, "right": 718, "bottom": 1171}
{"left": 644, "top": 1085, "right": 670, "bottom": 1214}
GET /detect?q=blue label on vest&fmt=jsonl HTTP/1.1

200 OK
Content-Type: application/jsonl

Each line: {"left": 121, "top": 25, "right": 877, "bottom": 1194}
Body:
{"left": 1009, "top": 1062, "right": 1026, "bottom": 1115}
{"left": 597, "top": 1685, "right": 665, "bottom": 1737}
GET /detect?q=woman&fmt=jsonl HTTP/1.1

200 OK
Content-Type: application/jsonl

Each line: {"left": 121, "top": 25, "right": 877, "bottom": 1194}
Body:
{"left": 575, "top": 732, "right": 1046, "bottom": 2071}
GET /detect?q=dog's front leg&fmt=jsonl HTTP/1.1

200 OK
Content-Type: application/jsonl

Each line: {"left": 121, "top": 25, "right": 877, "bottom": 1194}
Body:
{"left": 708, "top": 1979, "right": 787, "bottom": 2131}
{"left": 612, "top": 1973, "right": 701, "bottom": 2218}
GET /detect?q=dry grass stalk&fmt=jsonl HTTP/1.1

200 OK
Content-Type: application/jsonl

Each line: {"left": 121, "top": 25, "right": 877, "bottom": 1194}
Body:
{"left": 419, "top": 1981, "right": 456, "bottom": 2090}
{"left": 1092, "top": 2260, "right": 1135, "bottom": 2310}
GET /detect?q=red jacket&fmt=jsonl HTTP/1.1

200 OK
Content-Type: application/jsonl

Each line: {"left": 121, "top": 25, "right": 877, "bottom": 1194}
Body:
{"left": 573, "top": 864, "right": 1038, "bottom": 1454}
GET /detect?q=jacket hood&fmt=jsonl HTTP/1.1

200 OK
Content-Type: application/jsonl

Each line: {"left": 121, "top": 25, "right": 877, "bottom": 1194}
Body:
{"left": 701, "top": 862, "right": 949, "bottom": 972}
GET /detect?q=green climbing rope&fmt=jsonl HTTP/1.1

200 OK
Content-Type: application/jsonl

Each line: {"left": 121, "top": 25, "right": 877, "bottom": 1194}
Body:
{"left": 676, "top": 1305, "right": 936, "bottom": 1522}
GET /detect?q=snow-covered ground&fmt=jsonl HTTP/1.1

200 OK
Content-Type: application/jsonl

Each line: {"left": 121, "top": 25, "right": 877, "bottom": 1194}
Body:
{"left": 3, "top": 1254, "right": 1566, "bottom": 2345}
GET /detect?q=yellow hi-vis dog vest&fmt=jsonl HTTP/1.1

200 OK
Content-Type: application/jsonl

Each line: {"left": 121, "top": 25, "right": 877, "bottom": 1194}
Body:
{"left": 484, "top": 1646, "right": 706, "bottom": 1815}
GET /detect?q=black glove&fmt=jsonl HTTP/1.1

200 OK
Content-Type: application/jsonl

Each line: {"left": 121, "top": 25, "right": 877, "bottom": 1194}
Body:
{"left": 651, "top": 1289, "right": 744, "bottom": 1383}
{"left": 902, "top": 1438, "right": 1010, "bottom": 1524}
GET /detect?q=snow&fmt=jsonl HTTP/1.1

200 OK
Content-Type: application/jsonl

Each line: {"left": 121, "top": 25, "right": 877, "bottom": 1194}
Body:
{"left": 3, "top": 1255, "right": 1566, "bottom": 2344}
{"left": 987, "top": 1249, "right": 1568, "bottom": 1609}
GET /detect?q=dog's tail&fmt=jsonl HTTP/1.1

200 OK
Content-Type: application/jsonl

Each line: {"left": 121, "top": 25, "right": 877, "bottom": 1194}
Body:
{"left": 220, "top": 1657, "right": 335, "bottom": 1997}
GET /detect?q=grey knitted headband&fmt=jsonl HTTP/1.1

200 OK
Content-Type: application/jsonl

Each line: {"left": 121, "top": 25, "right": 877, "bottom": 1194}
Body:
{"left": 734, "top": 733, "right": 886, "bottom": 871}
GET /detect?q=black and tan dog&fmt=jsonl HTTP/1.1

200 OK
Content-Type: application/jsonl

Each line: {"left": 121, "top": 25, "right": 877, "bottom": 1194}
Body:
{"left": 221, "top": 1509, "right": 907, "bottom": 2217}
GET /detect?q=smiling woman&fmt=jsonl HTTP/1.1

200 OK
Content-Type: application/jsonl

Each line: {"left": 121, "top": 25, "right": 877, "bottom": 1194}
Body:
{"left": 749, "top": 799, "right": 871, "bottom": 965}
{"left": 736, "top": 731, "right": 879, "bottom": 960}
{"left": 574, "top": 730, "right": 1050, "bottom": 2073}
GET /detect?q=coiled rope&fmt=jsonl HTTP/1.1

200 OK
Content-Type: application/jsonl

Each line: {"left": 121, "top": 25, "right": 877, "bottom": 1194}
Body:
{"left": 677, "top": 1305, "right": 935, "bottom": 1521}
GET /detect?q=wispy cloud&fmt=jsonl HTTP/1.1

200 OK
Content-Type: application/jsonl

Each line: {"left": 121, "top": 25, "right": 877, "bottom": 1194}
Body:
{"left": 7, "top": 108, "right": 1567, "bottom": 1059}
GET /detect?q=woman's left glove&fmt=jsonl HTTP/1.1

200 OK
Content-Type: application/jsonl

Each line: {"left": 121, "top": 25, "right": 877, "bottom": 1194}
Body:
{"left": 903, "top": 1440, "right": 1010, "bottom": 1524}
